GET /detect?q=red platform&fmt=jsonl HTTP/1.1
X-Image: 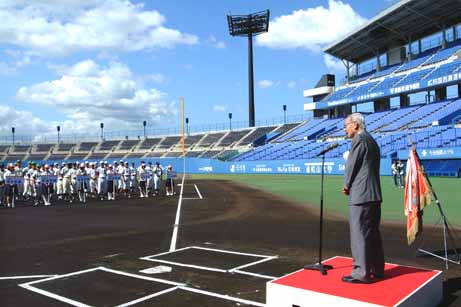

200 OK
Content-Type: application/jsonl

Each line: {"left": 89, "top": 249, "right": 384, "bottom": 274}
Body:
{"left": 267, "top": 256, "right": 442, "bottom": 307}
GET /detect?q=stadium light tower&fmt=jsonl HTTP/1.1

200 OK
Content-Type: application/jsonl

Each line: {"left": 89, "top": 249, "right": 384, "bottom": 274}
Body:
{"left": 185, "top": 117, "right": 189, "bottom": 136}
{"left": 283, "top": 105, "right": 287, "bottom": 124}
{"left": 227, "top": 10, "right": 270, "bottom": 127}
{"left": 228, "top": 112, "right": 232, "bottom": 131}
{"left": 143, "top": 120, "right": 147, "bottom": 138}
{"left": 57, "top": 125, "right": 60, "bottom": 144}
{"left": 11, "top": 127, "right": 15, "bottom": 145}
{"left": 100, "top": 122, "right": 104, "bottom": 141}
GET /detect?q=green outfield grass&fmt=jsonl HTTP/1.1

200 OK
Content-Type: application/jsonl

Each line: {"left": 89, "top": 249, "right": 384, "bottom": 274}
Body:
{"left": 190, "top": 174, "right": 461, "bottom": 227}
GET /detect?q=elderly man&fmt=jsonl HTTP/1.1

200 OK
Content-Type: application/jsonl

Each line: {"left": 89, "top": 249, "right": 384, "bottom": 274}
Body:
{"left": 342, "top": 113, "right": 384, "bottom": 284}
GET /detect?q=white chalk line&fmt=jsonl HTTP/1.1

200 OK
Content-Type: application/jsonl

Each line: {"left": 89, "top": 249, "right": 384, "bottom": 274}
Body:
{"left": 98, "top": 267, "right": 182, "bottom": 286}
{"left": 0, "top": 274, "right": 58, "bottom": 280}
{"left": 19, "top": 267, "right": 102, "bottom": 287}
{"left": 139, "top": 246, "right": 192, "bottom": 260}
{"left": 19, "top": 266, "right": 184, "bottom": 307}
{"left": 115, "top": 286, "right": 179, "bottom": 307}
{"left": 169, "top": 173, "right": 186, "bottom": 252}
{"left": 191, "top": 246, "right": 274, "bottom": 258}
{"left": 140, "top": 246, "right": 279, "bottom": 278}
{"left": 231, "top": 269, "right": 277, "bottom": 280}
{"left": 230, "top": 256, "right": 279, "bottom": 271}
{"left": 140, "top": 258, "right": 228, "bottom": 273}
{"left": 193, "top": 184, "right": 203, "bottom": 199}
{"left": 20, "top": 284, "right": 92, "bottom": 307}
{"left": 142, "top": 245, "right": 272, "bottom": 260}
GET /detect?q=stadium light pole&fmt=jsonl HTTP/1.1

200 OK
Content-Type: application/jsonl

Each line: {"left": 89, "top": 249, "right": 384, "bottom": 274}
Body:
{"left": 57, "top": 125, "right": 60, "bottom": 144}
{"left": 227, "top": 10, "right": 269, "bottom": 127}
{"left": 11, "top": 127, "right": 15, "bottom": 145}
{"left": 185, "top": 117, "right": 189, "bottom": 136}
{"left": 228, "top": 113, "right": 232, "bottom": 131}
{"left": 100, "top": 122, "right": 104, "bottom": 141}
{"left": 283, "top": 104, "right": 287, "bottom": 124}
{"left": 143, "top": 120, "right": 147, "bottom": 138}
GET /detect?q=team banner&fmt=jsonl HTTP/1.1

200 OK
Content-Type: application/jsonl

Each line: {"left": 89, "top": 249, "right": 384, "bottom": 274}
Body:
{"left": 166, "top": 171, "right": 177, "bottom": 179}
{"left": 5, "top": 176, "right": 24, "bottom": 185}
{"left": 41, "top": 175, "right": 58, "bottom": 184}
{"left": 76, "top": 175, "right": 90, "bottom": 183}
{"left": 106, "top": 174, "right": 121, "bottom": 181}
{"left": 404, "top": 148, "right": 433, "bottom": 245}
{"left": 139, "top": 173, "right": 150, "bottom": 181}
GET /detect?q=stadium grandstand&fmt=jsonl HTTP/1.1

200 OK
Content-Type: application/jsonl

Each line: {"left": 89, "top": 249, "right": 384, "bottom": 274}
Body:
{"left": 1, "top": 0, "right": 461, "bottom": 177}
{"left": 232, "top": 0, "right": 461, "bottom": 176}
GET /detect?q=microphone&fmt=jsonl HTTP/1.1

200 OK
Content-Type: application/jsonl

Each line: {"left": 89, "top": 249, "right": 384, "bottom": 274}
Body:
{"left": 317, "top": 142, "right": 339, "bottom": 156}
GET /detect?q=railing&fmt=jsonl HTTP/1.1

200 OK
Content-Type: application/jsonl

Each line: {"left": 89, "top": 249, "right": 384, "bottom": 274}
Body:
{"left": 0, "top": 113, "right": 312, "bottom": 145}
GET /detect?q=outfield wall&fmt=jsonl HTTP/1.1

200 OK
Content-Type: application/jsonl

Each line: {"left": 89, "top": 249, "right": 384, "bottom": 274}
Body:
{"left": 39, "top": 157, "right": 392, "bottom": 176}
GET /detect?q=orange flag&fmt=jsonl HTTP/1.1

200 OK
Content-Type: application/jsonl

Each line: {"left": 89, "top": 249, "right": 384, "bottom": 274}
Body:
{"left": 404, "top": 148, "right": 432, "bottom": 245}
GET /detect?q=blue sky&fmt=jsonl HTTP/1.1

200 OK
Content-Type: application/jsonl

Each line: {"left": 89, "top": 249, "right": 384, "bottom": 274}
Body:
{"left": 0, "top": 0, "right": 398, "bottom": 139}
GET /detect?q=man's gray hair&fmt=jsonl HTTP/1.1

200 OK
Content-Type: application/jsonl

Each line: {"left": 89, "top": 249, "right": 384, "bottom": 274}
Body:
{"left": 347, "top": 113, "right": 365, "bottom": 129}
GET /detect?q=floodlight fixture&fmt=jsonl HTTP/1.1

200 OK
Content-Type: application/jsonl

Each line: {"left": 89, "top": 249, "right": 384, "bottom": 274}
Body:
{"left": 227, "top": 9, "right": 269, "bottom": 127}
{"left": 283, "top": 105, "right": 287, "bottom": 124}
{"left": 185, "top": 117, "right": 189, "bottom": 136}
{"left": 100, "top": 122, "right": 104, "bottom": 140}
{"left": 57, "top": 125, "right": 61, "bottom": 144}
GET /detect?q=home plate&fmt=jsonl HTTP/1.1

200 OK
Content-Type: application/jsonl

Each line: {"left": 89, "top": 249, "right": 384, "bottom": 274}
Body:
{"left": 139, "top": 266, "right": 172, "bottom": 274}
{"left": 266, "top": 256, "right": 443, "bottom": 307}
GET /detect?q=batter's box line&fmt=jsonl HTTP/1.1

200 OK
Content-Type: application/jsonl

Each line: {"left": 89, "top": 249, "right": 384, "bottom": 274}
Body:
{"left": 178, "top": 183, "right": 203, "bottom": 200}
{"left": 19, "top": 266, "right": 183, "bottom": 307}
{"left": 18, "top": 266, "right": 266, "bottom": 307}
{"left": 139, "top": 246, "right": 279, "bottom": 279}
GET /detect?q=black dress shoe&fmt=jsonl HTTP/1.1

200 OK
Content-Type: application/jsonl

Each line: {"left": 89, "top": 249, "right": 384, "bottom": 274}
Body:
{"left": 371, "top": 273, "right": 384, "bottom": 279}
{"left": 341, "top": 275, "right": 371, "bottom": 284}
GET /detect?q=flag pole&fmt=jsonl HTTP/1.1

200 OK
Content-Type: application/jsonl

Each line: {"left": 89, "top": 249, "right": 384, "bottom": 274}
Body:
{"left": 416, "top": 151, "right": 460, "bottom": 268}
{"left": 407, "top": 138, "right": 460, "bottom": 268}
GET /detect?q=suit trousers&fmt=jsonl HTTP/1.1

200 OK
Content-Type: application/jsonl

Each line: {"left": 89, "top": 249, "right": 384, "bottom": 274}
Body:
{"left": 349, "top": 202, "right": 385, "bottom": 281}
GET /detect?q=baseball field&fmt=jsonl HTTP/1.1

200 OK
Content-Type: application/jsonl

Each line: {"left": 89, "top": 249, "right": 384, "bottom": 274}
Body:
{"left": 1, "top": 175, "right": 460, "bottom": 306}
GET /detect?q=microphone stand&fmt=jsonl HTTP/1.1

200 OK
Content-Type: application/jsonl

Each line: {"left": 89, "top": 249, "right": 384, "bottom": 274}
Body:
{"left": 304, "top": 152, "right": 333, "bottom": 275}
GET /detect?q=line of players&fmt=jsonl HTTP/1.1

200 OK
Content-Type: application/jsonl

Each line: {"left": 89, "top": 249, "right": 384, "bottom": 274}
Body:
{"left": 0, "top": 160, "right": 176, "bottom": 208}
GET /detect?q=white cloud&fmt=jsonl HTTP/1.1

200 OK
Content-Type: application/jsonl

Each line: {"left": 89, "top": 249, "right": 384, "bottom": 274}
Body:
{"left": 145, "top": 73, "right": 166, "bottom": 84}
{"left": 0, "top": 0, "right": 198, "bottom": 56}
{"left": 0, "top": 104, "right": 54, "bottom": 136}
{"left": 258, "top": 80, "right": 280, "bottom": 89}
{"left": 16, "top": 59, "right": 177, "bottom": 134}
{"left": 287, "top": 81, "right": 296, "bottom": 88}
{"left": 323, "top": 54, "right": 345, "bottom": 73}
{"left": 0, "top": 49, "right": 35, "bottom": 75}
{"left": 207, "top": 35, "right": 226, "bottom": 49}
{"left": 213, "top": 104, "right": 227, "bottom": 112}
{"left": 256, "top": 0, "right": 366, "bottom": 52}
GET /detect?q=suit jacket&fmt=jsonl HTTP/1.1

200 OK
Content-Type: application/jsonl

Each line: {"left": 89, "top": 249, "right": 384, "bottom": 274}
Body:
{"left": 344, "top": 130, "right": 382, "bottom": 205}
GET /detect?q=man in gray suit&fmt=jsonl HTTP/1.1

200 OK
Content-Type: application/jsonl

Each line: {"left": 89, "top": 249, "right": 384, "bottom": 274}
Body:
{"left": 342, "top": 113, "right": 385, "bottom": 284}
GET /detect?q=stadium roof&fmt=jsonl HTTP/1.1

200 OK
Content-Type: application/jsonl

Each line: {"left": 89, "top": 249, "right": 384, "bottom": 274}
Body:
{"left": 324, "top": 0, "right": 461, "bottom": 63}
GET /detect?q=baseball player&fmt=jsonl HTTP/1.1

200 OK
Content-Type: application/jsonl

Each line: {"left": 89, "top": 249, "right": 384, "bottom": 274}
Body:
{"left": 4, "top": 163, "right": 15, "bottom": 208}
{"left": 152, "top": 162, "right": 163, "bottom": 196}
{"left": 76, "top": 163, "right": 89, "bottom": 203}
{"left": 137, "top": 162, "right": 148, "bottom": 198}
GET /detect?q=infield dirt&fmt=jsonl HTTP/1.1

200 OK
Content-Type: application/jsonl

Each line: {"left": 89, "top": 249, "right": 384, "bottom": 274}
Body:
{"left": 1, "top": 179, "right": 460, "bottom": 306}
